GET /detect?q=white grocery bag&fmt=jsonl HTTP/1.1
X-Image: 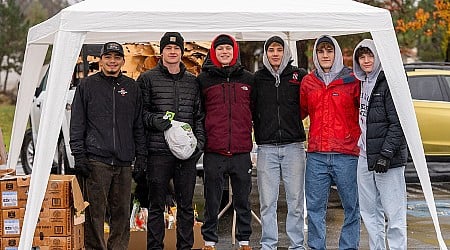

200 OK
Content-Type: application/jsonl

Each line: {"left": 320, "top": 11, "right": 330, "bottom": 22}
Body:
{"left": 164, "top": 120, "right": 197, "bottom": 160}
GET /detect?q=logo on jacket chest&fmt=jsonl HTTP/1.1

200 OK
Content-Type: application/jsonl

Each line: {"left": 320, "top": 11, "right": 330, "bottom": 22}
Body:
{"left": 118, "top": 88, "right": 128, "bottom": 96}
{"left": 289, "top": 72, "right": 300, "bottom": 84}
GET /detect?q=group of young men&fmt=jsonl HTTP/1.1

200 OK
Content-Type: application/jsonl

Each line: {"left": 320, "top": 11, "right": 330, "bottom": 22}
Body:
{"left": 69, "top": 32, "right": 408, "bottom": 250}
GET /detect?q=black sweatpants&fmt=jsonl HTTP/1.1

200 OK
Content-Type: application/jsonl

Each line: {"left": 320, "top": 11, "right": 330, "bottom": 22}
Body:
{"left": 146, "top": 154, "right": 197, "bottom": 250}
{"left": 201, "top": 152, "right": 253, "bottom": 243}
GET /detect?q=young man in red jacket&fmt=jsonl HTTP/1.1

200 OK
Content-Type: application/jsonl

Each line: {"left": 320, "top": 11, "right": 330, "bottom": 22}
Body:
{"left": 300, "top": 35, "right": 361, "bottom": 250}
{"left": 197, "top": 34, "right": 254, "bottom": 250}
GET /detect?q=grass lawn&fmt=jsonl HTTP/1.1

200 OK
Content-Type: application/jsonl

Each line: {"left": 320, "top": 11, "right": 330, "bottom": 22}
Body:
{"left": 0, "top": 104, "right": 16, "bottom": 151}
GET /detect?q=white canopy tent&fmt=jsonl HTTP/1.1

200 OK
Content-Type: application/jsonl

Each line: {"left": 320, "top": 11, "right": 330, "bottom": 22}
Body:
{"left": 6, "top": 0, "right": 447, "bottom": 249}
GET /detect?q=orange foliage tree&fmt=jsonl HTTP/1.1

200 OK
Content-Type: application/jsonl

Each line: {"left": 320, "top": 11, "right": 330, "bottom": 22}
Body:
{"left": 394, "top": 0, "right": 450, "bottom": 61}
{"left": 434, "top": 0, "right": 450, "bottom": 61}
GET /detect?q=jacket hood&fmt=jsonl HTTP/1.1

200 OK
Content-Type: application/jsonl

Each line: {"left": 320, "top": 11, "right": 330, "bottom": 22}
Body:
{"left": 203, "top": 34, "right": 240, "bottom": 69}
{"left": 262, "top": 36, "right": 292, "bottom": 86}
{"left": 352, "top": 39, "right": 382, "bottom": 82}
{"left": 312, "top": 35, "right": 344, "bottom": 84}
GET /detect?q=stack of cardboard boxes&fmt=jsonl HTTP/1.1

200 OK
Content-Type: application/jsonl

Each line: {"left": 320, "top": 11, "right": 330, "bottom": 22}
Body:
{"left": 0, "top": 174, "right": 87, "bottom": 250}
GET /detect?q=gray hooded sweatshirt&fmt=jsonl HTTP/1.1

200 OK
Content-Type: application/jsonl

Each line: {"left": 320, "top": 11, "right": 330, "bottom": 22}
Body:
{"left": 353, "top": 39, "right": 383, "bottom": 157}
{"left": 262, "top": 38, "right": 292, "bottom": 87}
{"left": 313, "top": 35, "right": 344, "bottom": 85}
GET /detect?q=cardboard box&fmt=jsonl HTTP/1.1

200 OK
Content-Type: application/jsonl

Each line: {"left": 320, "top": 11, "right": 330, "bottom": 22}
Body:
{"left": 0, "top": 169, "right": 15, "bottom": 179}
{"left": 2, "top": 208, "right": 25, "bottom": 237}
{"left": 41, "top": 175, "right": 88, "bottom": 213}
{"left": 1, "top": 237, "right": 19, "bottom": 249}
{"left": 1, "top": 178, "right": 18, "bottom": 209}
{"left": 33, "top": 223, "right": 84, "bottom": 250}
{"left": 1, "top": 224, "right": 84, "bottom": 250}
{"left": 0, "top": 207, "right": 83, "bottom": 238}
{"left": 1, "top": 174, "right": 87, "bottom": 210}
{"left": 42, "top": 178, "right": 71, "bottom": 209}
{"left": 104, "top": 223, "right": 204, "bottom": 250}
{"left": 2, "top": 208, "right": 26, "bottom": 220}
{"left": 0, "top": 175, "right": 87, "bottom": 249}
{"left": 17, "top": 176, "right": 30, "bottom": 208}
{"left": 163, "top": 222, "right": 204, "bottom": 250}
{"left": 104, "top": 230, "right": 147, "bottom": 250}
{"left": 128, "top": 230, "right": 146, "bottom": 250}
{"left": 2, "top": 219, "right": 23, "bottom": 237}
{"left": 35, "top": 208, "right": 75, "bottom": 236}
{"left": 0, "top": 175, "right": 30, "bottom": 209}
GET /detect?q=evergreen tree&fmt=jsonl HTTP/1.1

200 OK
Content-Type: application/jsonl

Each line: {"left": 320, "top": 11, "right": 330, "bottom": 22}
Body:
{"left": 24, "top": 0, "right": 49, "bottom": 26}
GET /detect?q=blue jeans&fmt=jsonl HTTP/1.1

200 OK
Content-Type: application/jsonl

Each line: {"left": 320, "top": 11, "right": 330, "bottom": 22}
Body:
{"left": 305, "top": 153, "right": 360, "bottom": 250}
{"left": 357, "top": 156, "right": 407, "bottom": 250}
{"left": 257, "top": 142, "right": 306, "bottom": 250}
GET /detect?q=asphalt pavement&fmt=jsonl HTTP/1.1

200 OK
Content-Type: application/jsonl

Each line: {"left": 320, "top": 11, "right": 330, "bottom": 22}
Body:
{"left": 9, "top": 162, "right": 450, "bottom": 249}
{"left": 193, "top": 163, "right": 450, "bottom": 249}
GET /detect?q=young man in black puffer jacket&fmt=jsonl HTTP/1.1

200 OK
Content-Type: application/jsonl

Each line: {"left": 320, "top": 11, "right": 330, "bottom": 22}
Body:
{"left": 353, "top": 39, "right": 408, "bottom": 250}
{"left": 136, "top": 32, "right": 205, "bottom": 250}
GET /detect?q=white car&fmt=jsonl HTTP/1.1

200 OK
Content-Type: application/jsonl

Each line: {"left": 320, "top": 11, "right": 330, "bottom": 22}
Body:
{"left": 20, "top": 64, "right": 76, "bottom": 175}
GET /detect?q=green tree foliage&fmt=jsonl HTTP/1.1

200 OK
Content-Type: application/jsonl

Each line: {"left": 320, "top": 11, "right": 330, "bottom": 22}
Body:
{"left": 16, "top": 0, "right": 68, "bottom": 18}
{"left": 0, "top": 0, "right": 29, "bottom": 92}
{"left": 24, "top": 0, "right": 49, "bottom": 26}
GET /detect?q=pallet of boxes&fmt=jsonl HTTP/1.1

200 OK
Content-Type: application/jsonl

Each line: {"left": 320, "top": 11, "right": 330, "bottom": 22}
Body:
{"left": 0, "top": 172, "right": 88, "bottom": 250}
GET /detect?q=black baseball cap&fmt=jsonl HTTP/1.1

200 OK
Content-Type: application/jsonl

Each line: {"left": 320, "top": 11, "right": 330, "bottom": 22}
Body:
{"left": 316, "top": 36, "right": 335, "bottom": 49}
{"left": 100, "top": 42, "right": 124, "bottom": 57}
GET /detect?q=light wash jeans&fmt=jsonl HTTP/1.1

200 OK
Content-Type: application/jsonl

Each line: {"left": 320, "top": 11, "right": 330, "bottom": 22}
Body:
{"left": 305, "top": 152, "right": 360, "bottom": 250}
{"left": 357, "top": 156, "right": 407, "bottom": 250}
{"left": 257, "top": 142, "right": 306, "bottom": 250}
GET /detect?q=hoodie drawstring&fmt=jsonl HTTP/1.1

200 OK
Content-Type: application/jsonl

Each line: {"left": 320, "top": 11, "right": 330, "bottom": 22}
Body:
{"left": 275, "top": 74, "right": 280, "bottom": 87}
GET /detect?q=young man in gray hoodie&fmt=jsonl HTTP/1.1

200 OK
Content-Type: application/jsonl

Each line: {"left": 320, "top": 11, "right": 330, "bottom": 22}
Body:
{"left": 353, "top": 39, "right": 408, "bottom": 250}
{"left": 252, "top": 36, "right": 307, "bottom": 250}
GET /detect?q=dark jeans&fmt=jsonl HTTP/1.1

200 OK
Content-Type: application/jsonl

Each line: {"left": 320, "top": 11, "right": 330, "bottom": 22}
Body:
{"left": 146, "top": 154, "right": 197, "bottom": 250}
{"left": 82, "top": 160, "right": 132, "bottom": 250}
{"left": 201, "top": 152, "right": 253, "bottom": 243}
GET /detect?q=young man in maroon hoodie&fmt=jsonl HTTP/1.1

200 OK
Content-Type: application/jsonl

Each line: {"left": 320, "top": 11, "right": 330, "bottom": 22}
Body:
{"left": 197, "top": 34, "right": 254, "bottom": 250}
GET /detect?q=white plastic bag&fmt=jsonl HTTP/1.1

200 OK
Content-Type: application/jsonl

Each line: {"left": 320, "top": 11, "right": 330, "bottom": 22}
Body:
{"left": 164, "top": 120, "right": 197, "bottom": 160}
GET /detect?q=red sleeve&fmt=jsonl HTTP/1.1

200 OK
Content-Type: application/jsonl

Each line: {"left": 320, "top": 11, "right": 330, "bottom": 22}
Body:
{"left": 300, "top": 76, "right": 309, "bottom": 120}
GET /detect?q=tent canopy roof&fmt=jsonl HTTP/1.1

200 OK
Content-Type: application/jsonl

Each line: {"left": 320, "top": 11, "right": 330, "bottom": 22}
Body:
{"left": 28, "top": 0, "right": 392, "bottom": 44}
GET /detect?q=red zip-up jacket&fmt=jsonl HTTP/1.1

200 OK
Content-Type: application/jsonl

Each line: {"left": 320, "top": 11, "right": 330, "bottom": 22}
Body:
{"left": 300, "top": 68, "right": 361, "bottom": 156}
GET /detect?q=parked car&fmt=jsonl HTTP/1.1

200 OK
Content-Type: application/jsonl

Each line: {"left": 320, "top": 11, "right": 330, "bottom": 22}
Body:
{"left": 405, "top": 62, "right": 450, "bottom": 161}
{"left": 20, "top": 44, "right": 104, "bottom": 175}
